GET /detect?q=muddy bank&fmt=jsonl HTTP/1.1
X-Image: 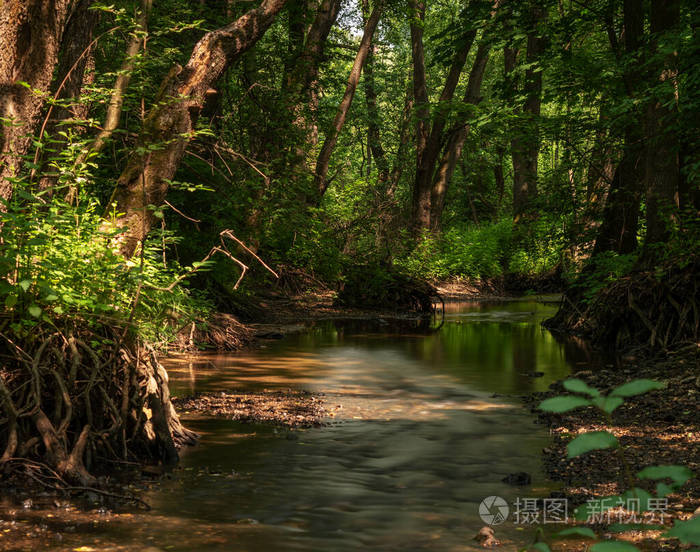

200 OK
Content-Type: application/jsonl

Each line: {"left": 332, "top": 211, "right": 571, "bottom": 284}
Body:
{"left": 173, "top": 389, "right": 327, "bottom": 427}
{"left": 526, "top": 345, "right": 699, "bottom": 549}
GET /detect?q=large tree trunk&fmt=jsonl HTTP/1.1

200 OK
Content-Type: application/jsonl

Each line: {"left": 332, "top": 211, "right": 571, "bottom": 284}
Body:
{"left": 409, "top": 0, "right": 430, "bottom": 172}
{"left": 510, "top": 3, "right": 545, "bottom": 223}
{"left": 429, "top": 42, "right": 491, "bottom": 232}
{"left": 285, "top": 0, "right": 341, "bottom": 147}
{"left": 411, "top": 27, "right": 476, "bottom": 233}
{"left": 314, "top": 3, "right": 383, "bottom": 196}
{"left": 362, "top": 0, "right": 389, "bottom": 185}
{"left": 644, "top": 0, "right": 680, "bottom": 246}
{"left": 592, "top": 148, "right": 642, "bottom": 255}
{"left": 593, "top": 0, "right": 644, "bottom": 255}
{"left": 38, "top": 0, "right": 99, "bottom": 192}
{"left": 0, "top": 0, "right": 76, "bottom": 206}
{"left": 108, "top": 0, "right": 286, "bottom": 258}
{"left": 387, "top": 75, "right": 415, "bottom": 197}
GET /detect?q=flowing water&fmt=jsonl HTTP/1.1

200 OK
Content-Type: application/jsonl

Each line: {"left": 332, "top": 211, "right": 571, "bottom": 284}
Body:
{"left": 1, "top": 298, "right": 600, "bottom": 551}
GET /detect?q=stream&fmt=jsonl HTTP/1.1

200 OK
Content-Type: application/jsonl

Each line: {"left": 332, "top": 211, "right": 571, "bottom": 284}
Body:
{"left": 1, "top": 298, "right": 600, "bottom": 551}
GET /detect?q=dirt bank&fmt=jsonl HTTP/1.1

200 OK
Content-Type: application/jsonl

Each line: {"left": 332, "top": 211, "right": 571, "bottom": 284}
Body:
{"left": 527, "top": 345, "right": 699, "bottom": 550}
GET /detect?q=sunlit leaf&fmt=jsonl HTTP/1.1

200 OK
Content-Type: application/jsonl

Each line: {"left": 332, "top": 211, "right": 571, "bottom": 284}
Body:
{"left": 556, "top": 527, "right": 596, "bottom": 538}
{"left": 664, "top": 517, "right": 700, "bottom": 545}
{"left": 539, "top": 396, "right": 591, "bottom": 413}
{"left": 592, "top": 396, "right": 624, "bottom": 414}
{"left": 567, "top": 431, "right": 618, "bottom": 458}
{"left": 563, "top": 379, "right": 600, "bottom": 397}
{"left": 610, "top": 379, "right": 665, "bottom": 397}
{"left": 637, "top": 465, "right": 694, "bottom": 487}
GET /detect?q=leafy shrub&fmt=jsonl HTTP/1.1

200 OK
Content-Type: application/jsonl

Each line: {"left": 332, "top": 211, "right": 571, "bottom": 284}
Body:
{"left": 0, "top": 183, "right": 212, "bottom": 347}
{"left": 396, "top": 217, "right": 566, "bottom": 281}
{"left": 535, "top": 379, "right": 698, "bottom": 551}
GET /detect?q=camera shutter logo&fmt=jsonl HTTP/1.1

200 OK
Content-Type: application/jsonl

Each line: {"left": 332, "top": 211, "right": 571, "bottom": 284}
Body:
{"left": 479, "top": 496, "right": 509, "bottom": 525}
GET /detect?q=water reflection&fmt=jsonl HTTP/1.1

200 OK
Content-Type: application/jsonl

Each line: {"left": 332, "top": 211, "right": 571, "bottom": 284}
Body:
{"left": 166, "top": 299, "right": 577, "bottom": 398}
{"left": 2, "top": 298, "right": 599, "bottom": 551}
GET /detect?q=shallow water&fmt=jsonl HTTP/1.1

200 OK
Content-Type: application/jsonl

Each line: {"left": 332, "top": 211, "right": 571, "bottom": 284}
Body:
{"left": 1, "top": 298, "right": 596, "bottom": 551}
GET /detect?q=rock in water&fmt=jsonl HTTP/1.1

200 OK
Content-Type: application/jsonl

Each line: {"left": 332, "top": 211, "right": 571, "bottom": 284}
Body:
{"left": 474, "top": 526, "right": 500, "bottom": 547}
{"left": 502, "top": 472, "right": 531, "bottom": 486}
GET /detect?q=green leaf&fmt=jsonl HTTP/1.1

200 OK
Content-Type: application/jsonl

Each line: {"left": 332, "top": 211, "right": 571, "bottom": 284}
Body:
{"left": 530, "top": 543, "right": 551, "bottom": 552}
{"left": 19, "top": 279, "right": 32, "bottom": 292}
{"left": 637, "top": 465, "right": 694, "bottom": 487}
{"left": 590, "top": 541, "right": 641, "bottom": 551}
{"left": 592, "top": 396, "right": 624, "bottom": 414}
{"left": 28, "top": 304, "right": 42, "bottom": 318}
{"left": 655, "top": 482, "right": 674, "bottom": 497}
{"left": 539, "top": 396, "right": 591, "bottom": 413}
{"left": 610, "top": 379, "right": 665, "bottom": 397}
{"left": 555, "top": 527, "right": 596, "bottom": 539}
{"left": 5, "top": 294, "right": 18, "bottom": 308}
{"left": 563, "top": 379, "right": 601, "bottom": 397}
{"left": 567, "top": 431, "right": 618, "bottom": 458}
{"left": 664, "top": 517, "right": 700, "bottom": 545}
{"left": 620, "top": 488, "right": 653, "bottom": 512}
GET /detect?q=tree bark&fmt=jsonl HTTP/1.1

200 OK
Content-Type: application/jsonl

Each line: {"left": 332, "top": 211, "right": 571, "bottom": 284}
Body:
{"left": 38, "top": 0, "right": 99, "bottom": 192}
{"left": 314, "top": 3, "right": 382, "bottom": 196}
{"left": 409, "top": 0, "right": 430, "bottom": 169}
{"left": 362, "top": 0, "right": 389, "bottom": 185}
{"left": 511, "top": 3, "right": 545, "bottom": 223}
{"left": 411, "top": 27, "right": 476, "bottom": 233}
{"left": 0, "top": 0, "right": 76, "bottom": 206}
{"left": 429, "top": 42, "right": 491, "bottom": 232}
{"left": 108, "top": 0, "right": 287, "bottom": 257}
{"left": 286, "top": 0, "right": 341, "bottom": 147}
{"left": 593, "top": 0, "right": 644, "bottom": 255}
{"left": 74, "top": 0, "right": 152, "bottom": 171}
{"left": 644, "top": 0, "right": 680, "bottom": 245}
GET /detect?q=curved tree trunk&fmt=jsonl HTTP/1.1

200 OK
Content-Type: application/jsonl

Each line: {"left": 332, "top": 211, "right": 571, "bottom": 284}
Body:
{"left": 314, "top": 3, "right": 383, "bottom": 197}
{"left": 429, "top": 42, "right": 491, "bottom": 232}
{"left": 411, "top": 29, "right": 476, "bottom": 233}
{"left": 108, "top": 0, "right": 286, "bottom": 258}
{"left": 361, "top": 0, "right": 389, "bottom": 187}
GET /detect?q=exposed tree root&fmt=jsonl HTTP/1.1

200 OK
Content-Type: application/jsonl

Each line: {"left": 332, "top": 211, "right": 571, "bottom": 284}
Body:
{"left": 545, "top": 257, "right": 699, "bottom": 352}
{"left": 0, "top": 321, "right": 197, "bottom": 488}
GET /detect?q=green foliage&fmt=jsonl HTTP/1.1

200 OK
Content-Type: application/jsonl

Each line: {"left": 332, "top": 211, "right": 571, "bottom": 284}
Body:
{"left": 395, "top": 217, "right": 567, "bottom": 281}
{"left": 573, "top": 252, "right": 638, "bottom": 301}
{"left": 538, "top": 395, "right": 591, "bottom": 412}
{"left": 0, "top": 180, "right": 211, "bottom": 347}
{"left": 664, "top": 516, "right": 700, "bottom": 545}
{"left": 538, "top": 379, "right": 697, "bottom": 549}
{"left": 566, "top": 431, "right": 618, "bottom": 458}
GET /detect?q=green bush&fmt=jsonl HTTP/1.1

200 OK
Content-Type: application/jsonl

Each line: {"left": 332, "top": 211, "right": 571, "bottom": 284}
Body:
{"left": 395, "top": 217, "right": 566, "bottom": 281}
{"left": 0, "top": 183, "right": 212, "bottom": 348}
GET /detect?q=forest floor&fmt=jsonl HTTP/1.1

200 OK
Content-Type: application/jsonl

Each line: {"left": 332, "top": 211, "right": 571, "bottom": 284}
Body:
{"left": 526, "top": 345, "right": 700, "bottom": 551}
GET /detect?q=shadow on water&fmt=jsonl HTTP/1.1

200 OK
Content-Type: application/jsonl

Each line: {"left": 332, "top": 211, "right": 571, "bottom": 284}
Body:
{"left": 1, "top": 298, "right": 602, "bottom": 551}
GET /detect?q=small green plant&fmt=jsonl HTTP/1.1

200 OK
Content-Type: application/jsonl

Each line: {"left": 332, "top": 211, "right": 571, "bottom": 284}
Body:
{"left": 527, "top": 378, "right": 698, "bottom": 551}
